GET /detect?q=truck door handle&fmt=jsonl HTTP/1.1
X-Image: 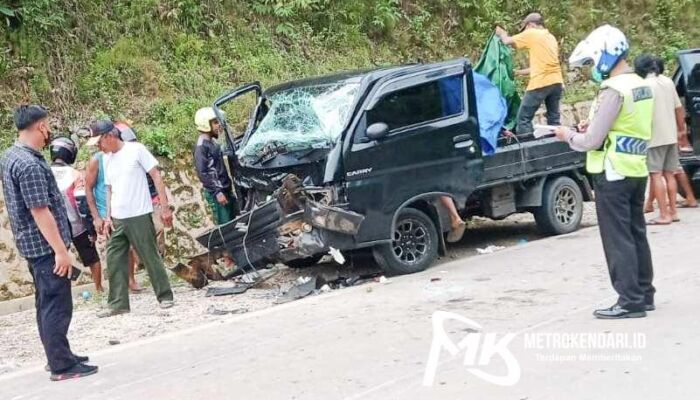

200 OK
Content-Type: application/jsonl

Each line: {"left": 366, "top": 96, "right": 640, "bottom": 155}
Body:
{"left": 453, "top": 134, "right": 472, "bottom": 143}
{"left": 453, "top": 135, "right": 474, "bottom": 149}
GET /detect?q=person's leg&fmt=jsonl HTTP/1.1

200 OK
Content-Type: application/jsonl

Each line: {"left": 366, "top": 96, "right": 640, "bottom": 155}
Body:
{"left": 664, "top": 171, "right": 679, "bottom": 221}
{"left": 28, "top": 263, "right": 47, "bottom": 363}
{"left": 106, "top": 220, "right": 132, "bottom": 311}
{"left": 128, "top": 248, "right": 144, "bottom": 292}
{"left": 592, "top": 175, "right": 646, "bottom": 311}
{"left": 629, "top": 177, "right": 655, "bottom": 306}
{"left": 124, "top": 214, "right": 173, "bottom": 303}
{"left": 89, "top": 261, "right": 103, "bottom": 293}
{"left": 644, "top": 178, "right": 655, "bottom": 213}
{"left": 675, "top": 168, "right": 698, "bottom": 206}
{"left": 440, "top": 196, "right": 463, "bottom": 228}
{"left": 30, "top": 253, "right": 76, "bottom": 372}
{"left": 648, "top": 173, "right": 671, "bottom": 223}
{"left": 516, "top": 89, "right": 545, "bottom": 135}
{"left": 543, "top": 84, "right": 563, "bottom": 126}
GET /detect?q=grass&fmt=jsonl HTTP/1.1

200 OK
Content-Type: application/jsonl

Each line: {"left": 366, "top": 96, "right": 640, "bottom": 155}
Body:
{"left": 1, "top": 0, "right": 699, "bottom": 157}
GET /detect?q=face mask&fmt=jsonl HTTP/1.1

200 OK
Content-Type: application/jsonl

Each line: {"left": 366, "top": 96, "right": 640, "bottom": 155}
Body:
{"left": 591, "top": 69, "right": 604, "bottom": 84}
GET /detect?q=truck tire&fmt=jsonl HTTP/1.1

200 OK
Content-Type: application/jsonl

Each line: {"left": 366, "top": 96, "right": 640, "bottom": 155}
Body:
{"left": 372, "top": 208, "right": 438, "bottom": 276}
{"left": 284, "top": 254, "right": 324, "bottom": 269}
{"left": 534, "top": 176, "right": 583, "bottom": 236}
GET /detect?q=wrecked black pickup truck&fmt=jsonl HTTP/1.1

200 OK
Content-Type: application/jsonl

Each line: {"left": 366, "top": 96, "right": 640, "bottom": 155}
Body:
{"left": 195, "top": 58, "right": 590, "bottom": 276}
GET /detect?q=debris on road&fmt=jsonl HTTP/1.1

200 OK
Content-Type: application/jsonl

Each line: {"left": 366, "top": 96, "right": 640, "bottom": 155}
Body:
{"left": 476, "top": 245, "right": 506, "bottom": 254}
{"left": 206, "top": 305, "right": 248, "bottom": 316}
{"left": 206, "top": 284, "right": 251, "bottom": 297}
{"left": 430, "top": 277, "right": 442, "bottom": 282}
{"left": 108, "top": 339, "right": 120, "bottom": 346}
{"left": 275, "top": 276, "right": 317, "bottom": 304}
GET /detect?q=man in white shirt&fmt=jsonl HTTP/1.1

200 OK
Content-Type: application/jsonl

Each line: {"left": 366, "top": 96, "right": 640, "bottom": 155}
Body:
{"left": 86, "top": 120, "right": 174, "bottom": 317}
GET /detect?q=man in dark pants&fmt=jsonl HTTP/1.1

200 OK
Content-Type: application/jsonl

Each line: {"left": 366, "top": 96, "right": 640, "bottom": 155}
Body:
{"left": 555, "top": 25, "right": 655, "bottom": 319}
{"left": 496, "top": 12, "right": 564, "bottom": 135}
{"left": 0, "top": 105, "right": 98, "bottom": 380}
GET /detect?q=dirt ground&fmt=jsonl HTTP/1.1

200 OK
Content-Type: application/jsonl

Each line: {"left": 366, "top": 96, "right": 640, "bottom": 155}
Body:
{"left": 0, "top": 205, "right": 596, "bottom": 375}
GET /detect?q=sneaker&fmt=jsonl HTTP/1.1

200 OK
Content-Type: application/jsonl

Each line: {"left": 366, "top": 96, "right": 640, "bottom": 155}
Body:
{"left": 50, "top": 363, "right": 98, "bottom": 381}
{"left": 45, "top": 355, "right": 89, "bottom": 372}
{"left": 593, "top": 304, "right": 646, "bottom": 319}
{"left": 645, "top": 304, "right": 656, "bottom": 311}
{"left": 96, "top": 308, "right": 130, "bottom": 318}
{"left": 159, "top": 300, "right": 174, "bottom": 309}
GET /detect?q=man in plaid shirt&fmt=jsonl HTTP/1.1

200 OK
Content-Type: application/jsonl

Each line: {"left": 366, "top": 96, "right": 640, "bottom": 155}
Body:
{"left": 0, "top": 105, "right": 98, "bottom": 381}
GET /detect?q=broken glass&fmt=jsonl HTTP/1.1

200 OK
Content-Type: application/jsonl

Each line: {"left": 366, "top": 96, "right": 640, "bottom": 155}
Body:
{"left": 238, "top": 82, "right": 360, "bottom": 159}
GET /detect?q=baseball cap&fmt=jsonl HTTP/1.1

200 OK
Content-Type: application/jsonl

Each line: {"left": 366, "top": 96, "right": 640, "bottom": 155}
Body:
{"left": 519, "top": 12, "right": 544, "bottom": 32}
{"left": 86, "top": 119, "right": 116, "bottom": 146}
{"left": 115, "top": 122, "right": 137, "bottom": 142}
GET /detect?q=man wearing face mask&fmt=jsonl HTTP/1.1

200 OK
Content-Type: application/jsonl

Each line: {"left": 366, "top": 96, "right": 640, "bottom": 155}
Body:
{"left": 554, "top": 25, "right": 656, "bottom": 319}
{"left": 0, "top": 105, "right": 98, "bottom": 380}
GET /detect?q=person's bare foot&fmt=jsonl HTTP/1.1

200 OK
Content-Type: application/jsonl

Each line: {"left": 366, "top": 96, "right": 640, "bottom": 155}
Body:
{"left": 644, "top": 205, "right": 654, "bottom": 214}
{"left": 647, "top": 218, "right": 672, "bottom": 225}
{"left": 129, "top": 282, "right": 145, "bottom": 293}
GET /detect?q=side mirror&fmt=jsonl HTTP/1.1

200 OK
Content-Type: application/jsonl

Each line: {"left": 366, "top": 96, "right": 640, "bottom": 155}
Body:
{"left": 366, "top": 122, "right": 389, "bottom": 140}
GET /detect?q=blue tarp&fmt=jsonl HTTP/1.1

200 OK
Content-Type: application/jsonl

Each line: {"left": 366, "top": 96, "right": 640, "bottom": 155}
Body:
{"left": 473, "top": 72, "right": 507, "bottom": 155}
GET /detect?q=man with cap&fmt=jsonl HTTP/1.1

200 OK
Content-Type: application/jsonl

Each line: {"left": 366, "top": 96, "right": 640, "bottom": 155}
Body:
{"left": 84, "top": 120, "right": 144, "bottom": 292}
{"left": 495, "top": 12, "right": 564, "bottom": 135}
{"left": 193, "top": 107, "right": 238, "bottom": 225}
{"left": 554, "top": 25, "right": 655, "bottom": 319}
{"left": 1, "top": 105, "right": 98, "bottom": 380}
{"left": 85, "top": 120, "right": 175, "bottom": 317}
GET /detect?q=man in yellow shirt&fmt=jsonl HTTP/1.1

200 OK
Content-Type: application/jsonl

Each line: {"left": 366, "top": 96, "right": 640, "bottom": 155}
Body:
{"left": 495, "top": 12, "right": 564, "bottom": 135}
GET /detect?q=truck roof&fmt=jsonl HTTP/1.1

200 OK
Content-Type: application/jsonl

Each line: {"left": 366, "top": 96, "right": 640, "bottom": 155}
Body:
{"left": 265, "top": 58, "right": 471, "bottom": 96}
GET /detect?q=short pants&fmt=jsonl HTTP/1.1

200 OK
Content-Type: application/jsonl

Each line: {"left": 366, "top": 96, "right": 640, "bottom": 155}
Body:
{"left": 72, "top": 231, "right": 100, "bottom": 267}
{"left": 647, "top": 144, "right": 680, "bottom": 173}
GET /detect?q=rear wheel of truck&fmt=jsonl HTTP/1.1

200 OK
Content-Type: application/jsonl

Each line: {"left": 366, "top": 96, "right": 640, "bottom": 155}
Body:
{"left": 534, "top": 176, "right": 583, "bottom": 236}
{"left": 373, "top": 208, "right": 438, "bottom": 276}
{"left": 284, "top": 254, "right": 324, "bottom": 269}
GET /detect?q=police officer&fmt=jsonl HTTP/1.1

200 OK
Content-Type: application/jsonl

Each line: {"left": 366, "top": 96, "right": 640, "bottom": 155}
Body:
{"left": 554, "top": 25, "right": 656, "bottom": 319}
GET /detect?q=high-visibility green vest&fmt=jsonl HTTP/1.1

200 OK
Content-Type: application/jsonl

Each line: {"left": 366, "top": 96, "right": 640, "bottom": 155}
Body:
{"left": 586, "top": 73, "right": 654, "bottom": 177}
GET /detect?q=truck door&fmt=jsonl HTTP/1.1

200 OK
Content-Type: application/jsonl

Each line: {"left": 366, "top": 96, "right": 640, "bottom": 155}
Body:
{"left": 344, "top": 61, "right": 484, "bottom": 243}
{"left": 213, "top": 82, "right": 263, "bottom": 211}
{"left": 676, "top": 49, "right": 700, "bottom": 154}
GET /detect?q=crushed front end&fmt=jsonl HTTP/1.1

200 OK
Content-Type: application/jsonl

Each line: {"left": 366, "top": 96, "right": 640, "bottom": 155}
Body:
{"left": 195, "top": 175, "right": 365, "bottom": 268}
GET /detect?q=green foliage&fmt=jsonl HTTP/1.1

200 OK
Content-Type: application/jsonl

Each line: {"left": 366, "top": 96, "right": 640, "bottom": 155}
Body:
{"left": 1, "top": 0, "right": 699, "bottom": 157}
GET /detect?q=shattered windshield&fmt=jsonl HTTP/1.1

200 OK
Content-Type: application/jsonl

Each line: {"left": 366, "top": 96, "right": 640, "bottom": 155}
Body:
{"left": 239, "top": 82, "right": 360, "bottom": 159}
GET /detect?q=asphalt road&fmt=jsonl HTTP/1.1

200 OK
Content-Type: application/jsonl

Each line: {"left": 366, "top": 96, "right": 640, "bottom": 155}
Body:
{"left": 1, "top": 207, "right": 698, "bottom": 400}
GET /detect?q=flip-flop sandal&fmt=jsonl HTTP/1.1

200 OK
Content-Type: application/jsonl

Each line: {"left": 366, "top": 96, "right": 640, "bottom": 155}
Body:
{"left": 677, "top": 203, "right": 699, "bottom": 209}
{"left": 446, "top": 221, "right": 467, "bottom": 243}
{"left": 647, "top": 219, "right": 671, "bottom": 226}
{"left": 672, "top": 218, "right": 681, "bottom": 222}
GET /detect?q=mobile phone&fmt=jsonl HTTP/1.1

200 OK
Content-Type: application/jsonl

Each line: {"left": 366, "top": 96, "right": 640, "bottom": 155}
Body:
{"left": 69, "top": 266, "right": 82, "bottom": 281}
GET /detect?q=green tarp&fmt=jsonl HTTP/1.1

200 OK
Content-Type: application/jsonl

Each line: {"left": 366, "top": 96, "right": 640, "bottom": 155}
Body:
{"left": 474, "top": 34, "right": 521, "bottom": 130}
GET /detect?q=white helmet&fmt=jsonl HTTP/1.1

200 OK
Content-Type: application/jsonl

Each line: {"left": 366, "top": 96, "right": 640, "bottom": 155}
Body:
{"left": 194, "top": 107, "right": 221, "bottom": 133}
{"left": 569, "top": 25, "right": 629, "bottom": 82}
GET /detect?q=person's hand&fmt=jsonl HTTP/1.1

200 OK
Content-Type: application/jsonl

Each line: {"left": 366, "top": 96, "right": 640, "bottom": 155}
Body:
{"left": 554, "top": 126, "right": 570, "bottom": 142}
{"left": 93, "top": 217, "right": 104, "bottom": 236}
{"left": 495, "top": 26, "right": 506, "bottom": 37}
{"left": 54, "top": 250, "right": 73, "bottom": 277}
{"left": 577, "top": 120, "right": 589, "bottom": 133}
{"left": 216, "top": 192, "right": 229, "bottom": 206}
{"left": 103, "top": 217, "right": 114, "bottom": 238}
{"left": 161, "top": 207, "right": 174, "bottom": 228}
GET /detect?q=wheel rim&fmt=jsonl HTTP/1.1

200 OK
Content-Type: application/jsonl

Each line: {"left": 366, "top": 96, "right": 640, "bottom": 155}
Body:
{"left": 554, "top": 186, "right": 577, "bottom": 225}
{"left": 392, "top": 218, "right": 429, "bottom": 264}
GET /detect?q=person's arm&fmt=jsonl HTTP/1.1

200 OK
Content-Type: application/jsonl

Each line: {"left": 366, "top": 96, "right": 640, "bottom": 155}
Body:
{"left": 18, "top": 165, "right": 72, "bottom": 276}
{"left": 515, "top": 68, "right": 530, "bottom": 77}
{"left": 194, "top": 141, "right": 227, "bottom": 204}
{"left": 148, "top": 168, "right": 173, "bottom": 228}
{"left": 137, "top": 143, "right": 173, "bottom": 228}
{"left": 495, "top": 26, "right": 516, "bottom": 46}
{"left": 84, "top": 157, "right": 103, "bottom": 234}
{"left": 676, "top": 107, "right": 687, "bottom": 141}
{"left": 554, "top": 88, "right": 623, "bottom": 151}
{"left": 30, "top": 208, "right": 72, "bottom": 276}
{"left": 104, "top": 185, "right": 113, "bottom": 237}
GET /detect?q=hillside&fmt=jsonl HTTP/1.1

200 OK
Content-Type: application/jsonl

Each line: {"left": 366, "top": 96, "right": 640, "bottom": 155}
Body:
{"left": 1, "top": 0, "right": 699, "bottom": 157}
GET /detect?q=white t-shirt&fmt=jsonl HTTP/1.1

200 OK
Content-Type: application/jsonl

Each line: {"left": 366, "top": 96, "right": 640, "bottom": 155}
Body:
{"left": 646, "top": 73, "right": 683, "bottom": 148}
{"left": 104, "top": 142, "right": 159, "bottom": 219}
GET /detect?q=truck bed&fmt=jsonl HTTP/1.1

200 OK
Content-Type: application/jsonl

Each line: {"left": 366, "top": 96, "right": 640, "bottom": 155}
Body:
{"left": 478, "top": 133, "right": 586, "bottom": 189}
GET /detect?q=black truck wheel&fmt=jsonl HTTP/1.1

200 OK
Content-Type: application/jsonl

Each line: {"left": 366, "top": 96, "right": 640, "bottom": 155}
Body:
{"left": 284, "top": 254, "right": 324, "bottom": 269}
{"left": 372, "top": 208, "right": 438, "bottom": 276}
{"left": 534, "top": 176, "right": 583, "bottom": 235}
